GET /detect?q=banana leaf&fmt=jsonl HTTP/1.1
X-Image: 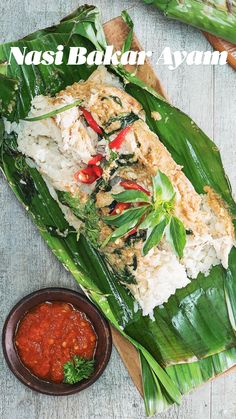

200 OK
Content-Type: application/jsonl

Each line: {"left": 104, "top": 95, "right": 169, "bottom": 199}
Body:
{"left": 143, "top": 0, "right": 236, "bottom": 44}
{"left": 142, "top": 347, "right": 236, "bottom": 415}
{"left": 1, "top": 5, "right": 236, "bottom": 415}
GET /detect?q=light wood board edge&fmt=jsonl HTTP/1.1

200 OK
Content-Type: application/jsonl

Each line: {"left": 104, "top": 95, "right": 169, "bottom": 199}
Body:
{"left": 203, "top": 32, "right": 236, "bottom": 71}
{"left": 103, "top": 16, "right": 167, "bottom": 98}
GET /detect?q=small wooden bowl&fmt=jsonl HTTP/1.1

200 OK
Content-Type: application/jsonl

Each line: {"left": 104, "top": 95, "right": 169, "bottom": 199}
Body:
{"left": 2, "top": 287, "right": 112, "bottom": 395}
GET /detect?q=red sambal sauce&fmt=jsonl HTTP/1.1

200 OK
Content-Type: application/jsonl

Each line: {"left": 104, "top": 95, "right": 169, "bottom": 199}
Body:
{"left": 15, "top": 302, "right": 97, "bottom": 383}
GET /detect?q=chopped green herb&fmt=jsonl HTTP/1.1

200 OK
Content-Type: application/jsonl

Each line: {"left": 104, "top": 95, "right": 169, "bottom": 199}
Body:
{"left": 118, "top": 266, "right": 137, "bottom": 285}
{"left": 118, "top": 153, "right": 135, "bottom": 161}
{"left": 63, "top": 355, "right": 95, "bottom": 384}
{"left": 117, "top": 153, "right": 136, "bottom": 166}
{"left": 101, "top": 95, "right": 123, "bottom": 107}
{"left": 104, "top": 112, "right": 139, "bottom": 132}
{"left": 113, "top": 248, "right": 122, "bottom": 256}
{"left": 57, "top": 191, "right": 100, "bottom": 247}
{"left": 132, "top": 255, "right": 138, "bottom": 270}
{"left": 109, "top": 95, "right": 122, "bottom": 106}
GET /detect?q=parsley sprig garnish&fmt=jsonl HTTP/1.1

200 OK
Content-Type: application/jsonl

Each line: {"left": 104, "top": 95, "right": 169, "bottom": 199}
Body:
{"left": 63, "top": 355, "right": 95, "bottom": 385}
{"left": 102, "top": 170, "right": 186, "bottom": 257}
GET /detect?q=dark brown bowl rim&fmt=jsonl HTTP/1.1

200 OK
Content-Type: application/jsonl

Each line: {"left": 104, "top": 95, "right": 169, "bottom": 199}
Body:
{"left": 2, "top": 287, "right": 112, "bottom": 396}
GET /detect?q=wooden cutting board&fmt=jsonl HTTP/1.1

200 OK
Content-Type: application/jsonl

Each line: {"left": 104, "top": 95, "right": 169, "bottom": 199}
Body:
{"left": 203, "top": 32, "right": 236, "bottom": 70}
{"left": 102, "top": 16, "right": 236, "bottom": 398}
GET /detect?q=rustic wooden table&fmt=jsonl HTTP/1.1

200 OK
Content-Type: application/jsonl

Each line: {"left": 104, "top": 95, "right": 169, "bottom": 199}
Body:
{"left": 0, "top": 1, "right": 236, "bottom": 418}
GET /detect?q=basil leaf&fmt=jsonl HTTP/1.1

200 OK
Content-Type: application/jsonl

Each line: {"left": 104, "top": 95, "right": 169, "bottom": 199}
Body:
{"left": 112, "top": 190, "right": 150, "bottom": 203}
{"left": 139, "top": 208, "right": 164, "bottom": 229}
{"left": 103, "top": 218, "right": 139, "bottom": 246}
{"left": 142, "top": 217, "right": 168, "bottom": 256}
{"left": 103, "top": 206, "right": 147, "bottom": 227}
{"left": 104, "top": 112, "right": 139, "bottom": 131}
{"left": 152, "top": 170, "right": 175, "bottom": 202}
{"left": 167, "top": 216, "right": 186, "bottom": 258}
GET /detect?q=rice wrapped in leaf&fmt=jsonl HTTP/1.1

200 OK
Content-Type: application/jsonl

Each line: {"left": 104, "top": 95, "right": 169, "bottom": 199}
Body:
{"left": 1, "top": 5, "right": 236, "bottom": 416}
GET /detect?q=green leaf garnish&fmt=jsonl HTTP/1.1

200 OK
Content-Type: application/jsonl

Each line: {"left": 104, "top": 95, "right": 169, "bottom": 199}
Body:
{"left": 143, "top": 217, "right": 169, "bottom": 256}
{"left": 24, "top": 99, "right": 82, "bottom": 122}
{"left": 139, "top": 208, "right": 163, "bottom": 230}
{"left": 166, "top": 216, "right": 186, "bottom": 258}
{"left": 63, "top": 355, "right": 95, "bottom": 385}
{"left": 103, "top": 206, "right": 148, "bottom": 227}
{"left": 152, "top": 171, "right": 175, "bottom": 202}
{"left": 102, "top": 218, "right": 139, "bottom": 247}
{"left": 112, "top": 190, "right": 150, "bottom": 203}
{"left": 104, "top": 112, "right": 139, "bottom": 131}
{"left": 103, "top": 170, "right": 186, "bottom": 257}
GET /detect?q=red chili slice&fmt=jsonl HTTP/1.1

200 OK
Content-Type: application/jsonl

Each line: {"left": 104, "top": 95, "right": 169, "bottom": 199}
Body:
{"left": 109, "top": 125, "right": 132, "bottom": 150}
{"left": 92, "top": 165, "right": 103, "bottom": 178}
{"left": 74, "top": 165, "right": 103, "bottom": 184}
{"left": 111, "top": 202, "right": 131, "bottom": 215}
{"left": 126, "top": 228, "right": 137, "bottom": 237}
{"left": 81, "top": 107, "right": 103, "bottom": 135}
{"left": 120, "top": 180, "right": 150, "bottom": 196}
{"left": 88, "top": 154, "right": 103, "bottom": 165}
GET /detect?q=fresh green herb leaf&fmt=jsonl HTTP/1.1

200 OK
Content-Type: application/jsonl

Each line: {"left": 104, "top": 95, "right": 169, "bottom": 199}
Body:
{"left": 103, "top": 217, "right": 139, "bottom": 246}
{"left": 112, "top": 190, "right": 150, "bottom": 203}
{"left": 166, "top": 216, "right": 186, "bottom": 258}
{"left": 152, "top": 170, "right": 175, "bottom": 202}
{"left": 139, "top": 208, "right": 163, "bottom": 230}
{"left": 63, "top": 355, "right": 95, "bottom": 384}
{"left": 142, "top": 217, "right": 168, "bottom": 256}
{"left": 25, "top": 99, "right": 82, "bottom": 122}
{"left": 103, "top": 206, "right": 148, "bottom": 227}
{"left": 105, "top": 112, "right": 139, "bottom": 131}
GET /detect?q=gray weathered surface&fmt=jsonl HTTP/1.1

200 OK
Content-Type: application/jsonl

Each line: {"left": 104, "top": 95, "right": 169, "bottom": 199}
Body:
{"left": 0, "top": 1, "right": 236, "bottom": 418}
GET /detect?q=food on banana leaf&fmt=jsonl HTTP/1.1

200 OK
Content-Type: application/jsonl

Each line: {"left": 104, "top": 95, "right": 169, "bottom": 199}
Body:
{"left": 2, "top": 5, "right": 236, "bottom": 415}
{"left": 6, "top": 65, "right": 234, "bottom": 318}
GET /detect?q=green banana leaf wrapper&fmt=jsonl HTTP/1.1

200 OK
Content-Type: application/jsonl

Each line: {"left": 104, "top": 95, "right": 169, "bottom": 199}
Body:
{"left": 144, "top": 0, "right": 236, "bottom": 44}
{"left": 0, "top": 5, "right": 236, "bottom": 416}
